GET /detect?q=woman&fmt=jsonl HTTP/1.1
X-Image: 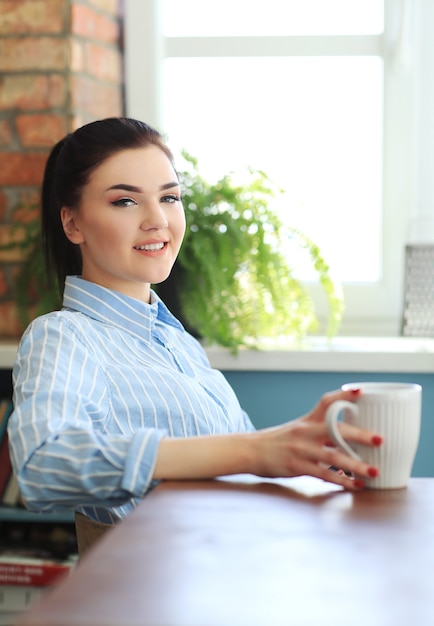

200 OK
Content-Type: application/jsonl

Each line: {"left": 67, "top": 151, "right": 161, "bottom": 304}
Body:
{"left": 8, "top": 118, "right": 381, "bottom": 554}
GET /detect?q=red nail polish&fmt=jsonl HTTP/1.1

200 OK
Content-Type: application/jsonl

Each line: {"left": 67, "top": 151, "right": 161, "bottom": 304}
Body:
{"left": 354, "top": 479, "right": 365, "bottom": 489}
{"left": 372, "top": 435, "right": 383, "bottom": 446}
{"left": 350, "top": 388, "right": 361, "bottom": 395}
{"left": 368, "top": 467, "right": 378, "bottom": 478}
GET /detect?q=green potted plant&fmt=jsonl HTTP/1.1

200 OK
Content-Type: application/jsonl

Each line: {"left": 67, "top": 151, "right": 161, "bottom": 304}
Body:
{"left": 156, "top": 152, "right": 344, "bottom": 351}
{"left": 2, "top": 155, "right": 344, "bottom": 351}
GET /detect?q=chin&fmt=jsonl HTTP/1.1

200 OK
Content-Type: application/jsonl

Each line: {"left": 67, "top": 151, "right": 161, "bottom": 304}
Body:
{"left": 148, "top": 271, "right": 172, "bottom": 285}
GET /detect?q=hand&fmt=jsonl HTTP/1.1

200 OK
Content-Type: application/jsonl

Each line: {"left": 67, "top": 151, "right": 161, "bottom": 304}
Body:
{"left": 249, "top": 387, "right": 382, "bottom": 490}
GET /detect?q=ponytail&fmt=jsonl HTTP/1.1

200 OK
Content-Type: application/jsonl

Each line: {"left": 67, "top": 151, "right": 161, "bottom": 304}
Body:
{"left": 41, "top": 136, "right": 82, "bottom": 295}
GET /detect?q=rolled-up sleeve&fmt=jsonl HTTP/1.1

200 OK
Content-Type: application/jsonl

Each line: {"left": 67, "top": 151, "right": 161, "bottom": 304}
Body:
{"left": 8, "top": 315, "right": 166, "bottom": 513}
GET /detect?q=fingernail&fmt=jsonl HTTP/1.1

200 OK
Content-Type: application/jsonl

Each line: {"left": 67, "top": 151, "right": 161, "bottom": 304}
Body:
{"left": 368, "top": 467, "right": 379, "bottom": 478}
{"left": 350, "top": 388, "right": 361, "bottom": 395}
{"left": 354, "top": 479, "right": 365, "bottom": 489}
{"left": 372, "top": 435, "right": 383, "bottom": 446}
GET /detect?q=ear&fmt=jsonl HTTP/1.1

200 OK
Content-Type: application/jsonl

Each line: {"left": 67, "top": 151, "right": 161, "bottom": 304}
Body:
{"left": 61, "top": 207, "right": 84, "bottom": 244}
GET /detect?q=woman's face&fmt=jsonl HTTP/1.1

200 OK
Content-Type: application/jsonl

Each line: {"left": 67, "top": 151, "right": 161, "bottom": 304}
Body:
{"left": 61, "top": 146, "right": 185, "bottom": 301}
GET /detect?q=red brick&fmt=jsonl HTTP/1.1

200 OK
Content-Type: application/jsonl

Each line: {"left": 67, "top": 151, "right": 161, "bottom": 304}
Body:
{"left": 0, "top": 300, "right": 25, "bottom": 337}
{"left": 0, "top": 152, "right": 48, "bottom": 185}
{"left": 88, "top": 0, "right": 119, "bottom": 15}
{"left": 0, "top": 0, "right": 66, "bottom": 34}
{"left": 12, "top": 192, "right": 40, "bottom": 223}
{"left": 70, "top": 3, "right": 119, "bottom": 44}
{"left": 0, "top": 120, "right": 12, "bottom": 146}
{"left": 0, "top": 224, "right": 26, "bottom": 262}
{"left": 0, "top": 191, "right": 8, "bottom": 219}
{"left": 0, "top": 37, "right": 68, "bottom": 71}
{"left": 0, "top": 74, "right": 67, "bottom": 110}
{"left": 0, "top": 267, "right": 8, "bottom": 297}
{"left": 70, "top": 75, "right": 122, "bottom": 118}
{"left": 16, "top": 114, "right": 67, "bottom": 147}
{"left": 70, "top": 39, "right": 84, "bottom": 72}
{"left": 84, "top": 42, "right": 122, "bottom": 82}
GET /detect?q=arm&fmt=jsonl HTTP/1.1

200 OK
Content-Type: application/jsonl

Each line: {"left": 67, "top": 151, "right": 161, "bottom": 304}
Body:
{"left": 154, "top": 388, "right": 382, "bottom": 491}
{"left": 9, "top": 316, "right": 165, "bottom": 512}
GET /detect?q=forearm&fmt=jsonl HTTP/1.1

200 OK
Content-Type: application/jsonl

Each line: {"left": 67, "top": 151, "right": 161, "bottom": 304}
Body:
{"left": 153, "top": 432, "right": 257, "bottom": 480}
{"left": 153, "top": 402, "right": 383, "bottom": 489}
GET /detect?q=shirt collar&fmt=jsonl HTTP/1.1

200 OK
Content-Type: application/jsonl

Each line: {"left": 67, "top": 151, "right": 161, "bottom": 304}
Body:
{"left": 62, "top": 276, "right": 184, "bottom": 344}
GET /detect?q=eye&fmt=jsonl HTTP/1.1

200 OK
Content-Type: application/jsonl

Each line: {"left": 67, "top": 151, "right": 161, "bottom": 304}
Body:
{"left": 111, "top": 197, "right": 137, "bottom": 208}
{"left": 161, "top": 194, "right": 181, "bottom": 204}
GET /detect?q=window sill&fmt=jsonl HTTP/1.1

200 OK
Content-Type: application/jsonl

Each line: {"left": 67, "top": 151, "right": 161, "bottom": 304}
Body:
{"left": 204, "top": 336, "right": 434, "bottom": 373}
{"left": 1, "top": 336, "right": 434, "bottom": 373}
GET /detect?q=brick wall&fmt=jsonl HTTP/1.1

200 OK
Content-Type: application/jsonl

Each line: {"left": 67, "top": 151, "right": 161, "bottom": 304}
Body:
{"left": 0, "top": 0, "right": 123, "bottom": 337}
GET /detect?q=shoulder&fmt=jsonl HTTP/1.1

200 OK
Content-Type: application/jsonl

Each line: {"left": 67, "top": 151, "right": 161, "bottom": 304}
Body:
{"left": 13, "top": 310, "right": 109, "bottom": 390}
{"left": 21, "top": 309, "right": 92, "bottom": 339}
{"left": 17, "top": 310, "right": 96, "bottom": 363}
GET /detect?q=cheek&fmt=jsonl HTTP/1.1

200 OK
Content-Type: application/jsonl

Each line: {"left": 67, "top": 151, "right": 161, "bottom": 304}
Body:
{"left": 89, "top": 226, "right": 119, "bottom": 249}
{"left": 81, "top": 213, "right": 132, "bottom": 248}
{"left": 173, "top": 210, "right": 186, "bottom": 243}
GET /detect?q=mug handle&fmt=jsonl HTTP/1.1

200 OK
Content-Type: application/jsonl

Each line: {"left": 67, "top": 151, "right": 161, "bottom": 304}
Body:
{"left": 325, "top": 400, "right": 362, "bottom": 461}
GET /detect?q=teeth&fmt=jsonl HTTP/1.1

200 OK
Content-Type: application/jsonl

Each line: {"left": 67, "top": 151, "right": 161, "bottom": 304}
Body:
{"left": 134, "top": 243, "right": 165, "bottom": 251}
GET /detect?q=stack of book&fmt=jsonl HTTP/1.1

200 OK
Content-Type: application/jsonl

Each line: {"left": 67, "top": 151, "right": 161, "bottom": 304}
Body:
{"left": 0, "top": 549, "right": 77, "bottom": 625}
{"left": 0, "top": 398, "right": 19, "bottom": 508}
{"left": 0, "top": 399, "right": 78, "bottom": 624}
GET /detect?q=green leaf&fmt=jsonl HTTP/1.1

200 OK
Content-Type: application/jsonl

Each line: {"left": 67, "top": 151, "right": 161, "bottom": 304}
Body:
{"left": 157, "top": 152, "right": 344, "bottom": 352}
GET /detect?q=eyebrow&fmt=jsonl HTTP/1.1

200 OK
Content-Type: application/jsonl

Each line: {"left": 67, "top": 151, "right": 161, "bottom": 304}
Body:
{"left": 106, "top": 182, "right": 180, "bottom": 193}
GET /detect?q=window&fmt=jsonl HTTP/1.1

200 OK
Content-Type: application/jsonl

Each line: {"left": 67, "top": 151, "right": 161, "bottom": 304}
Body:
{"left": 124, "top": 0, "right": 433, "bottom": 337}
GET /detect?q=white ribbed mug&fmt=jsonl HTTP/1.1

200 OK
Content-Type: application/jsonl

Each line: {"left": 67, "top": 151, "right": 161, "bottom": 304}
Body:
{"left": 325, "top": 382, "right": 422, "bottom": 489}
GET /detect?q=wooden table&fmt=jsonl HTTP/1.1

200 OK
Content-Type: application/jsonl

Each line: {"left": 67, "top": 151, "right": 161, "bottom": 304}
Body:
{"left": 15, "top": 476, "right": 434, "bottom": 625}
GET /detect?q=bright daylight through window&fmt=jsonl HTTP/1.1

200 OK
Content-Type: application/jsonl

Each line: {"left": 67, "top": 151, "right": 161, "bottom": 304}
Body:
{"left": 124, "top": 0, "right": 428, "bottom": 336}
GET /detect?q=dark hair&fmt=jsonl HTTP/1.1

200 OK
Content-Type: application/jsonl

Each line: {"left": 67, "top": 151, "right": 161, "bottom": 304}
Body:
{"left": 41, "top": 117, "right": 174, "bottom": 293}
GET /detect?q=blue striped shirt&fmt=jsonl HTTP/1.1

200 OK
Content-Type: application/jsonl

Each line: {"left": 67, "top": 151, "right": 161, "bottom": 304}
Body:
{"left": 8, "top": 276, "right": 254, "bottom": 523}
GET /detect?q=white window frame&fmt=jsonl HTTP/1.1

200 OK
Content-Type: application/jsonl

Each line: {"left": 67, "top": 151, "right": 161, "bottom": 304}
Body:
{"left": 123, "top": 0, "right": 434, "bottom": 337}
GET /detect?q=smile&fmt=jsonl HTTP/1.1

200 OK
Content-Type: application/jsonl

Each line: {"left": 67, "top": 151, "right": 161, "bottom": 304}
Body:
{"left": 134, "top": 243, "right": 166, "bottom": 251}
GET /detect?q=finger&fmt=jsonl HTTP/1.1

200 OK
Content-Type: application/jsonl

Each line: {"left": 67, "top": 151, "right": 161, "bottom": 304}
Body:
{"left": 308, "top": 387, "right": 362, "bottom": 423}
{"left": 292, "top": 458, "right": 366, "bottom": 491}
{"left": 328, "top": 466, "right": 352, "bottom": 477}
{"left": 296, "top": 436, "right": 379, "bottom": 482}
{"left": 331, "top": 421, "right": 383, "bottom": 449}
{"left": 314, "top": 456, "right": 371, "bottom": 489}
{"left": 321, "top": 466, "right": 366, "bottom": 491}
{"left": 296, "top": 419, "right": 383, "bottom": 451}
{"left": 321, "top": 444, "right": 380, "bottom": 480}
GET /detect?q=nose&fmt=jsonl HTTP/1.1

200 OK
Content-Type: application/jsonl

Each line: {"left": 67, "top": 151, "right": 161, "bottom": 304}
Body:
{"left": 140, "top": 202, "right": 168, "bottom": 231}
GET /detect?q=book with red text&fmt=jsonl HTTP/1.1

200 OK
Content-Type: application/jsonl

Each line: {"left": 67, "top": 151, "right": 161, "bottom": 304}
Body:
{"left": 0, "top": 551, "right": 76, "bottom": 587}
